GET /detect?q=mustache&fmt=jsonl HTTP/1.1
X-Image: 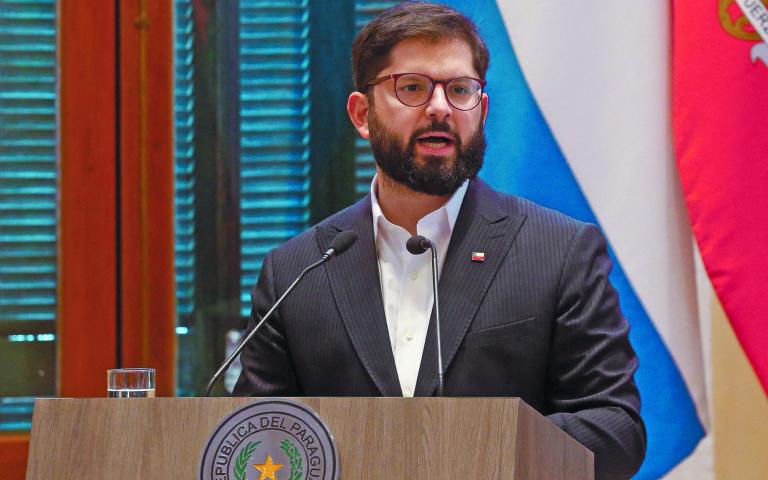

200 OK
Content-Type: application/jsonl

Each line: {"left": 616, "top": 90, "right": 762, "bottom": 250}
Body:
{"left": 409, "top": 121, "right": 460, "bottom": 144}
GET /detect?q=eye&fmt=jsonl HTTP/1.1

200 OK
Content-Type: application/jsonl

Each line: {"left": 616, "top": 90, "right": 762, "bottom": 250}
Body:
{"left": 399, "top": 82, "right": 426, "bottom": 92}
{"left": 448, "top": 79, "right": 475, "bottom": 96}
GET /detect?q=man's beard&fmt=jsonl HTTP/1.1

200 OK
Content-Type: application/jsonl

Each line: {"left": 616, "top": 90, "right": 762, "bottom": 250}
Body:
{"left": 367, "top": 109, "right": 486, "bottom": 196}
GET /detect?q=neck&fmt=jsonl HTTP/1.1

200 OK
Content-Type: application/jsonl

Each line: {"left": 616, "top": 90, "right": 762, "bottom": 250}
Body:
{"left": 375, "top": 170, "right": 452, "bottom": 236}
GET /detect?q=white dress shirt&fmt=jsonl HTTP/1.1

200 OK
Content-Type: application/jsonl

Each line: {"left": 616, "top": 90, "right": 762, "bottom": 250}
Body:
{"left": 371, "top": 176, "right": 468, "bottom": 397}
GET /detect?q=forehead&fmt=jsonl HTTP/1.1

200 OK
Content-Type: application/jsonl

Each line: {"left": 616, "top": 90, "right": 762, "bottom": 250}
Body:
{"left": 379, "top": 37, "right": 477, "bottom": 79}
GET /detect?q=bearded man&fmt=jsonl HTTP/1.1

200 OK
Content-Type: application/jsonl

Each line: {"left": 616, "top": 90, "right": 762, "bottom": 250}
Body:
{"left": 234, "top": 3, "right": 646, "bottom": 478}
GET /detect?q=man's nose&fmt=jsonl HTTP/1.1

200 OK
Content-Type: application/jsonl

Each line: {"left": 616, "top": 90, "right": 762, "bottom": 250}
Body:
{"left": 425, "top": 84, "right": 452, "bottom": 120}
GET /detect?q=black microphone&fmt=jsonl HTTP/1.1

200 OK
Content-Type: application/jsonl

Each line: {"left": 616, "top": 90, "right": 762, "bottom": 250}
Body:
{"left": 406, "top": 234, "right": 445, "bottom": 397}
{"left": 405, "top": 235, "right": 430, "bottom": 255}
{"left": 323, "top": 230, "right": 358, "bottom": 259}
{"left": 204, "top": 230, "right": 358, "bottom": 396}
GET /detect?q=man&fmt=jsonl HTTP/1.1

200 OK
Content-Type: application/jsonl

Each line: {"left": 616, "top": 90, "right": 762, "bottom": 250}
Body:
{"left": 234, "top": 2, "right": 645, "bottom": 478}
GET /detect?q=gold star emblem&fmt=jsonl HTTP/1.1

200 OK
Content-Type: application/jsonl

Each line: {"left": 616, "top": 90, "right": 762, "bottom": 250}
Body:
{"left": 253, "top": 454, "right": 283, "bottom": 480}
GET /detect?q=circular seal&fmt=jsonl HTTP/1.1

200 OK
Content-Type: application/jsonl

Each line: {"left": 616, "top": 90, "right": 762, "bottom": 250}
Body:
{"left": 199, "top": 398, "right": 340, "bottom": 480}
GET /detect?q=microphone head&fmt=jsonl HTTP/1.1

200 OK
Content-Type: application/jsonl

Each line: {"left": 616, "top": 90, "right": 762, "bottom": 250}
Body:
{"left": 406, "top": 235, "right": 430, "bottom": 255}
{"left": 327, "top": 230, "right": 358, "bottom": 257}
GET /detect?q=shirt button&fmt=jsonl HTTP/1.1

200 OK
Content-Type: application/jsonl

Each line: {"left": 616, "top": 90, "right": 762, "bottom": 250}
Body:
{"left": 403, "top": 388, "right": 413, "bottom": 397}
{"left": 410, "top": 272, "right": 418, "bottom": 280}
{"left": 405, "top": 331, "right": 414, "bottom": 341}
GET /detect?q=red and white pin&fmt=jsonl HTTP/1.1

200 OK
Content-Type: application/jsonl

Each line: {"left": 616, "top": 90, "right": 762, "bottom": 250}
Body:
{"left": 471, "top": 251, "right": 485, "bottom": 262}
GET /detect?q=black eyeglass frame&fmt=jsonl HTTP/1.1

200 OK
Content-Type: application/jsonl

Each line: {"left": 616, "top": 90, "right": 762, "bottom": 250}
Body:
{"left": 365, "top": 72, "right": 487, "bottom": 111}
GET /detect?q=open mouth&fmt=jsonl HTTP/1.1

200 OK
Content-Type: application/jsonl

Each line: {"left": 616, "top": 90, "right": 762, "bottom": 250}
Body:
{"left": 416, "top": 132, "right": 455, "bottom": 149}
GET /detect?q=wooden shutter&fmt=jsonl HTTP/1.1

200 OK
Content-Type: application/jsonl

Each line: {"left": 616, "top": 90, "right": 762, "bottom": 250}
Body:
{"left": 0, "top": 0, "right": 57, "bottom": 429}
{"left": 238, "top": 0, "right": 311, "bottom": 315}
{"left": 173, "top": 0, "right": 195, "bottom": 320}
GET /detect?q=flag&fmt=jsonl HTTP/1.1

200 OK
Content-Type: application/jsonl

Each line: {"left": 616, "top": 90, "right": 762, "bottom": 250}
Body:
{"left": 471, "top": 252, "right": 485, "bottom": 262}
{"left": 441, "top": 1, "right": 708, "bottom": 477}
{"left": 673, "top": 0, "right": 768, "bottom": 394}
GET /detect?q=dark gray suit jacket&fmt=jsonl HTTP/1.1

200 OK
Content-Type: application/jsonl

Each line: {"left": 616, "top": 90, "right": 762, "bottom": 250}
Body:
{"left": 233, "top": 179, "right": 646, "bottom": 478}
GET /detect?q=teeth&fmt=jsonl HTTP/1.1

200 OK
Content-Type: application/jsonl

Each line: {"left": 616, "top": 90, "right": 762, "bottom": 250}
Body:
{"left": 422, "top": 141, "right": 448, "bottom": 148}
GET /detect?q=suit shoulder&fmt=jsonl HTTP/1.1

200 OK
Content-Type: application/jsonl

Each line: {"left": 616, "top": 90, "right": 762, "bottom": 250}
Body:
{"left": 491, "top": 187, "right": 592, "bottom": 236}
{"left": 494, "top": 190, "right": 611, "bottom": 277}
{"left": 269, "top": 195, "right": 369, "bottom": 259}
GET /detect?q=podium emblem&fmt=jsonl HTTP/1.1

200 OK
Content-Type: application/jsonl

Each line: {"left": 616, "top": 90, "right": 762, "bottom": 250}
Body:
{"left": 199, "top": 398, "right": 340, "bottom": 480}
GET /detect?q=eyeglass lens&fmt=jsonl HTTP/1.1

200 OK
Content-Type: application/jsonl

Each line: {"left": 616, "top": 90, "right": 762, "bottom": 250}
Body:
{"left": 395, "top": 73, "right": 482, "bottom": 110}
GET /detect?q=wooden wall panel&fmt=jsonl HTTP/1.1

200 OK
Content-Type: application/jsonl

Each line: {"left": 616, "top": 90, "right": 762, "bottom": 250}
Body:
{"left": 0, "top": 435, "right": 29, "bottom": 480}
{"left": 58, "top": 0, "right": 118, "bottom": 397}
{"left": 118, "top": 0, "right": 176, "bottom": 395}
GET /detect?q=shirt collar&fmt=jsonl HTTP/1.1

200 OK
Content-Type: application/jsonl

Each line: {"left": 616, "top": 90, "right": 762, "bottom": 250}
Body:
{"left": 370, "top": 174, "right": 469, "bottom": 239}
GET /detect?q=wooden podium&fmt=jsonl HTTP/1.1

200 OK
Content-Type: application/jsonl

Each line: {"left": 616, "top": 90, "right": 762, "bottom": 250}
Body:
{"left": 26, "top": 397, "right": 593, "bottom": 479}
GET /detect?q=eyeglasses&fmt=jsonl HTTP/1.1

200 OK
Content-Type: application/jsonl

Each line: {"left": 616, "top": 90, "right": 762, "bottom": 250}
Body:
{"left": 365, "top": 72, "right": 486, "bottom": 111}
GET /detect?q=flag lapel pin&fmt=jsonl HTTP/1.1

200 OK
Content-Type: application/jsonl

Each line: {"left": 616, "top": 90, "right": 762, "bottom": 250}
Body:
{"left": 471, "top": 251, "right": 485, "bottom": 262}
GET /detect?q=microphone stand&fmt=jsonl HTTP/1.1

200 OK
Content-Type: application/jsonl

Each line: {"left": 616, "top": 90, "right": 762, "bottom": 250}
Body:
{"left": 204, "top": 256, "right": 327, "bottom": 397}
{"left": 406, "top": 235, "right": 445, "bottom": 397}
{"left": 426, "top": 241, "right": 445, "bottom": 397}
{"left": 204, "top": 230, "right": 357, "bottom": 396}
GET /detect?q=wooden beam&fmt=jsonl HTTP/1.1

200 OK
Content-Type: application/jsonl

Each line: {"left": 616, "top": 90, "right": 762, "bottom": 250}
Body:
{"left": 58, "top": 0, "right": 118, "bottom": 397}
{"left": 118, "top": 0, "right": 176, "bottom": 395}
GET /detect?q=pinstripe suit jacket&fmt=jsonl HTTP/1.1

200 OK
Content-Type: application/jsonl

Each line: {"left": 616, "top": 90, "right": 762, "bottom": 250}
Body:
{"left": 233, "top": 178, "right": 646, "bottom": 478}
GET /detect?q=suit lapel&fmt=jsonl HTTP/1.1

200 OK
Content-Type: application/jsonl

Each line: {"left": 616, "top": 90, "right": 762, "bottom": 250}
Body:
{"left": 414, "top": 180, "right": 527, "bottom": 396}
{"left": 316, "top": 197, "right": 402, "bottom": 396}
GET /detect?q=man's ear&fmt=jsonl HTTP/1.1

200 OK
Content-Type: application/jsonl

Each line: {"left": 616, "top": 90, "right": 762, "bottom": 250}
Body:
{"left": 481, "top": 92, "right": 489, "bottom": 126}
{"left": 347, "top": 91, "right": 370, "bottom": 139}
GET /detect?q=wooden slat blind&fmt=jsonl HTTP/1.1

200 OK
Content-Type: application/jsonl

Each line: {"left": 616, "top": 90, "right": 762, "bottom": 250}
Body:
{"left": 173, "top": 0, "right": 195, "bottom": 319}
{"left": 238, "top": 0, "right": 311, "bottom": 315}
{"left": 0, "top": 0, "right": 57, "bottom": 430}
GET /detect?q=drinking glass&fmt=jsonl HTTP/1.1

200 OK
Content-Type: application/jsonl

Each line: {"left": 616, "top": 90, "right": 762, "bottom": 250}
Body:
{"left": 107, "top": 368, "right": 156, "bottom": 398}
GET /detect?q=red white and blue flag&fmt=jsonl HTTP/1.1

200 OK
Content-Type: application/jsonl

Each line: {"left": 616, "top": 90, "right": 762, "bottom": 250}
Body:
{"left": 441, "top": 1, "right": 721, "bottom": 477}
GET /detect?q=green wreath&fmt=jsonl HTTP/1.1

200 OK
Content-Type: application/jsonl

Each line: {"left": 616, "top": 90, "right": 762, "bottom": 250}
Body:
{"left": 234, "top": 441, "right": 261, "bottom": 480}
{"left": 280, "top": 439, "right": 303, "bottom": 480}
